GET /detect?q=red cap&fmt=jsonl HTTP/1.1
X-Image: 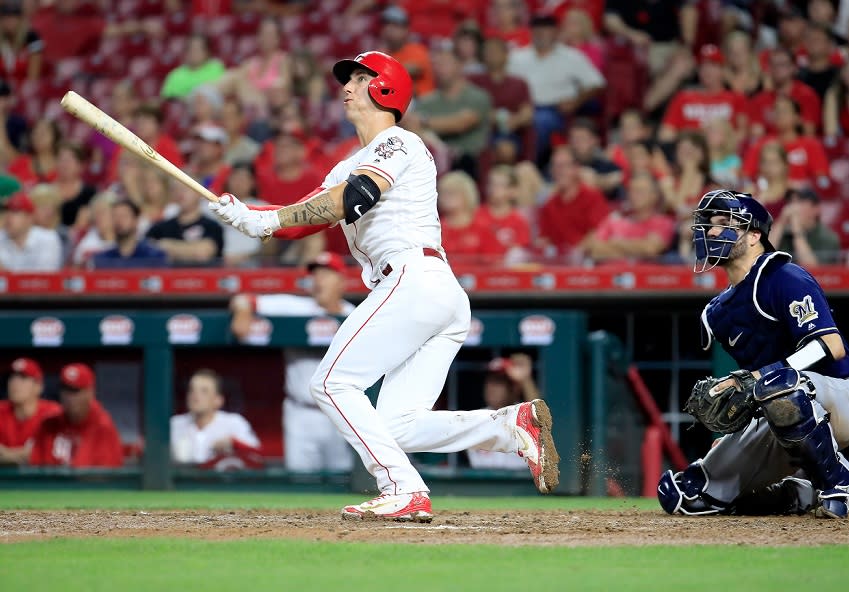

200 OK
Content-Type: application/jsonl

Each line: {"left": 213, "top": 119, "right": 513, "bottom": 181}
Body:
{"left": 306, "top": 252, "right": 346, "bottom": 274}
{"left": 4, "top": 192, "right": 34, "bottom": 214}
{"left": 10, "top": 357, "right": 43, "bottom": 382}
{"left": 699, "top": 44, "right": 724, "bottom": 65}
{"left": 487, "top": 357, "right": 514, "bottom": 377}
{"left": 60, "top": 363, "right": 95, "bottom": 390}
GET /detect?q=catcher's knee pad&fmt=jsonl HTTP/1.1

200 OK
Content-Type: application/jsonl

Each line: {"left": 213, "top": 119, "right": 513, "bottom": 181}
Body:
{"left": 657, "top": 464, "right": 727, "bottom": 516}
{"left": 754, "top": 367, "right": 849, "bottom": 492}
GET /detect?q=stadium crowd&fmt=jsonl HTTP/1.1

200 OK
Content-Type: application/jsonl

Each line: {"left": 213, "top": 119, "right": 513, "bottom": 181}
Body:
{"left": 0, "top": 0, "right": 848, "bottom": 270}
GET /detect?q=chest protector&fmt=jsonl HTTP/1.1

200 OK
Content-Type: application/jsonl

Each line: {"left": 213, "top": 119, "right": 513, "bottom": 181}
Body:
{"left": 701, "top": 253, "right": 793, "bottom": 370}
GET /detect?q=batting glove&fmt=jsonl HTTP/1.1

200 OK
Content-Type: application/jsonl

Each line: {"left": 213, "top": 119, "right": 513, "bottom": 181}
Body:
{"left": 210, "top": 194, "right": 282, "bottom": 238}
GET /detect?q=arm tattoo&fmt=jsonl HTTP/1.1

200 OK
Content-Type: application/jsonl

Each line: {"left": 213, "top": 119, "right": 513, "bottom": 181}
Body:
{"left": 275, "top": 190, "right": 344, "bottom": 228}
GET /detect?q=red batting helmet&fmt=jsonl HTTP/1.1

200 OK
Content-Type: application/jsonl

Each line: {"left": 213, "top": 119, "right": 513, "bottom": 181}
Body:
{"left": 332, "top": 51, "right": 413, "bottom": 122}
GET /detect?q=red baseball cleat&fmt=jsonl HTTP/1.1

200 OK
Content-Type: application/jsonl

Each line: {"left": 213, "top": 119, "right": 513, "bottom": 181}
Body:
{"left": 516, "top": 399, "right": 560, "bottom": 494}
{"left": 341, "top": 492, "right": 433, "bottom": 522}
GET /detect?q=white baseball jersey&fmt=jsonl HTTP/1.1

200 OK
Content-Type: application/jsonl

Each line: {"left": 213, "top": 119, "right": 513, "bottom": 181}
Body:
{"left": 170, "top": 411, "right": 260, "bottom": 464}
{"left": 254, "top": 294, "right": 355, "bottom": 404}
{"left": 321, "top": 126, "right": 444, "bottom": 288}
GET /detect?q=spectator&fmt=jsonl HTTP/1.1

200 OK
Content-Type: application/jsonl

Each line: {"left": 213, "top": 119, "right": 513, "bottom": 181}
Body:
{"left": 722, "top": 30, "right": 762, "bottom": 97}
{"left": 824, "top": 61, "right": 849, "bottom": 143}
{"left": 508, "top": 14, "right": 605, "bottom": 167}
{"left": 0, "top": 0, "right": 41, "bottom": 84}
{"left": 93, "top": 198, "right": 166, "bottom": 269}
{"left": 290, "top": 48, "right": 336, "bottom": 141}
{"left": 0, "top": 192, "right": 61, "bottom": 270}
{"left": 742, "top": 141, "right": 792, "bottom": 218}
{"left": 705, "top": 117, "right": 742, "bottom": 187}
{"left": 106, "top": 104, "right": 184, "bottom": 184}
{"left": 658, "top": 44, "right": 748, "bottom": 143}
{"left": 84, "top": 80, "right": 136, "bottom": 185}
{"left": 29, "top": 363, "right": 123, "bottom": 468}
{"left": 379, "top": 5, "right": 434, "bottom": 97}
{"left": 229, "top": 252, "right": 355, "bottom": 473}
{"left": 604, "top": 0, "right": 696, "bottom": 69}
{"left": 454, "top": 19, "right": 485, "bottom": 75}
{"left": 256, "top": 130, "right": 323, "bottom": 206}
{"left": 221, "top": 17, "right": 291, "bottom": 116}
{"left": 582, "top": 172, "right": 676, "bottom": 264}
{"left": 210, "top": 163, "right": 263, "bottom": 267}
{"left": 221, "top": 99, "right": 260, "bottom": 167}
{"left": 658, "top": 130, "right": 713, "bottom": 220}
{"left": 146, "top": 184, "right": 224, "bottom": 266}
{"left": 29, "top": 182, "right": 68, "bottom": 254}
{"left": 160, "top": 34, "right": 226, "bottom": 99}
{"left": 798, "top": 22, "right": 840, "bottom": 102}
{"left": 71, "top": 191, "right": 114, "bottom": 269}
{"left": 438, "top": 170, "right": 500, "bottom": 263}
{"left": 186, "top": 84, "right": 224, "bottom": 130}
{"left": 560, "top": 8, "right": 605, "bottom": 72}
{"left": 170, "top": 368, "right": 262, "bottom": 470}
{"left": 478, "top": 165, "right": 531, "bottom": 264}
{"left": 7, "top": 118, "right": 60, "bottom": 187}
{"left": 188, "top": 124, "right": 231, "bottom": 193}
{"left": 54, "top": 142, "right": 96, "bottom": 231}
{"left": 606, "top": 109, "right": 651, "bottom": 184}
{"left": 485, "top": 0, "right": 531, "bottom": 48}
{"left": 750, "top": 47, "right": 821, "bottom": 138}
{"left": 0, "top": 78, "right": 26, "bottom": 167}
{"left": 413, "top": 45, "right": 492, "bottom": 178}
{"left": 769, "top": 188, "right": 841, "bottom": 266}
{"left": 536, "top": 145, "right": 610, "bottom": 261}
{"left": 467, "top": 354, "right": 540, "bottom": 470}
{"left": 468, "top": 36, "right": 534, "bottom": 165}
{"left": 0, "top": 358, "right": 60, "bottom": 465}
{"left": 742, "top": 96, "right": 831, "bottom": 192}
{"left": 569, "top": 117, "right": 623, "bottom": 199}
{"left": 133, "top": 167, "right": 178, "bottom": 236}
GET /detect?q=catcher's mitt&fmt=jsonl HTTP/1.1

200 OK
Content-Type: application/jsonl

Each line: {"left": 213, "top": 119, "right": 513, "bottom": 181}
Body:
{"left": 684, "top": 369, "right": 759, "bottom": 434}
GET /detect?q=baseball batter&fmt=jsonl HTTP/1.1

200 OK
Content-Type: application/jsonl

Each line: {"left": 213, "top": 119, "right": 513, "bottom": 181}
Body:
{"left": 659, "top": 190, "right": 849, "bottom": 518}
{"left": 209, "top": 51, "right": 558, "bottom": 521}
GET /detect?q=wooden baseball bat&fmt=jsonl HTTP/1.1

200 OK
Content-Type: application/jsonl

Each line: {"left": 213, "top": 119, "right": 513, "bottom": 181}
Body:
{"left": 60, "top": 91, "right": 220, "bottom": 204}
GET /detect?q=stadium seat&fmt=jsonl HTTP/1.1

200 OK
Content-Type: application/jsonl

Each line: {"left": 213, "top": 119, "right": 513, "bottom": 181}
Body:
{"left": 602, "top": 37, "right": 649, "bottom": 128}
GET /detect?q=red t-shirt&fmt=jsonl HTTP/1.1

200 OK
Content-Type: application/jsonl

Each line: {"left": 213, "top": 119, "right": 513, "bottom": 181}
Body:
{"left": 742, "top": 136, "right": 830, "bottom": 188}
{"left": 662, "top": 89, "right": 749, "bottom": 131}
{"left": 475, "top": 207, "right": 531, "bottom": 255}
{"left": 749, "top": 81, "right": 822, "bottom": 135}
{"left": 594, "top": 211, "right": 677, "bottom": 246}
{"left": 257, "top": 168, "right": 324, "bottom": 206}
{"left": 537, "top": 185, "right": 611, "bottom": 253}
{"left": 6, "top": 155, "right": 57, "bottom": 187}
{"left": 29, "top": 400, "right": 123, "bottom": 468}
{"left": 0, "top": 400, "right": 61, "bottom": 448}
{"left": 441, "top": 215, "right": 503, "bottom": 263}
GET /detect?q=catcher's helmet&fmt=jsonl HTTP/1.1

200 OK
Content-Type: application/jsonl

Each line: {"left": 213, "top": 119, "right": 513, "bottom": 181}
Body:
{"left": 332, "top": 51, "right": 413, "bottom": 122}
{"left": 691, "top": 189, "right": 775, "bottom": 272}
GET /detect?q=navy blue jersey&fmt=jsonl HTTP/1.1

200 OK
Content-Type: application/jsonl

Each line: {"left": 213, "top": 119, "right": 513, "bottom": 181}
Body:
{"left": 701, "top": 252, "right": 849, "bottom": 378}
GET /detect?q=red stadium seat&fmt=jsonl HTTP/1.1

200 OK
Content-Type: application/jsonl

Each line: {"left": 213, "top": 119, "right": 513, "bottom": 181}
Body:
{"left": 232, "top": 12, "right": 262, "bottom": 36}
{"left": 164, "top": 10, "right": 192, "bottom": 36}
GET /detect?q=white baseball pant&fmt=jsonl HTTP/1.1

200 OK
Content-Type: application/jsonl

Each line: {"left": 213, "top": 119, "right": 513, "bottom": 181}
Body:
{"left": 309, "top": 249, "right": 521, "bottom": 494}
{"left": 283, "top": 398, "right": 354, "bottom": 472}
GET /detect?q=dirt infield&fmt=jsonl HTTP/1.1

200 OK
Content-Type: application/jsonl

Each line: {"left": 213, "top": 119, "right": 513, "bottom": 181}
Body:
{"left": 1, "top": 509, "right": 847, "bottom": 546}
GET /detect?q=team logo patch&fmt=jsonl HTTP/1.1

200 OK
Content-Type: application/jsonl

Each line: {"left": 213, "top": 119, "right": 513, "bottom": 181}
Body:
{"left": 167, "top": 314, "right": 202, "bottom": 344}
{"left": 519, "top": 315, "right": 556, "bottom": 346}
{"left": 31, "top": 317, "right": 65, "bottom": 347}
{"left": 99, "top": 315, "right": 134, "bottom": 345}
{"left": 789, "top": 295, "right": 819, "bottom": 328}
{"left": 306, "top": 316, "right": 341, "bottom": 346}
{"left": 463, "top": 317, "right": 484, "bottom": 346}
{"left": 374, "top": 136, "right": 407, "bottom": 159}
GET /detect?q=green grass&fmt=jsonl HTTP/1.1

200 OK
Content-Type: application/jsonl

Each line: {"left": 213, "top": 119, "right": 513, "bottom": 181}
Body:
{"left": 0, "top": 489, "right": 658, "bottom": 511}
{"left": 0, "top": 538, "right": 844, "bottom": 592}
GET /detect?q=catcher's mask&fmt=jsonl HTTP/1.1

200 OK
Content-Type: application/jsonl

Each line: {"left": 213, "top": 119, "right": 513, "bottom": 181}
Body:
{"left": 692, "top": 189, "right": 775, "bottom": 273}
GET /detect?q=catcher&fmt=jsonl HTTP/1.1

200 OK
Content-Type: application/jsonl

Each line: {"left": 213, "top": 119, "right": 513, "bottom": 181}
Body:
{"left": 659, "top": 190, "right": 849, "bottom": 518}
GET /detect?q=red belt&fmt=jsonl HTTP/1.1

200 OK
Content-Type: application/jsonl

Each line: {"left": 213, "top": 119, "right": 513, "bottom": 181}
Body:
{"left": 381, "top": 248, "right": 443, "bottom": 277}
